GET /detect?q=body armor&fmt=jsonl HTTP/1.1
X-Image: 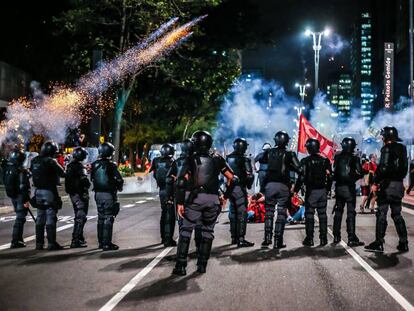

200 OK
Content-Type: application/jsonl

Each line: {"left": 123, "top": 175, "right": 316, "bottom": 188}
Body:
{"left": 266, "top": 148, "right": 301, "bottom": 184}
{"left": 91, "top": 159, "right": 123, "bottom": 193}
{"left": 334, "top": 152, "right": 364, "bottom": 185}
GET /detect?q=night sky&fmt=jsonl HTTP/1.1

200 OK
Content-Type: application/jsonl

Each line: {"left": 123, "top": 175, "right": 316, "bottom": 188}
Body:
{"left": 241, "top": 0, "right": 360, "bottom": 93}
{"left": 0, "top": 0, "right": 360, "bottom": 90}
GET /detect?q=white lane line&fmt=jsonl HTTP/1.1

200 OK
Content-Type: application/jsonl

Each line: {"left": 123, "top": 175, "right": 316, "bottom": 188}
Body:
{"left": 402, "top": 206, "right": 414, "bottom": 216}
{"left": 122, "top": 204, "right": 135, "bottom": 208}
{"left": 145, "top": 197, "right": 155, "bottom": 200}
{"left": 99, "top": 246, "right": 175, "bottom": 311}
{"left": 327, "top": 227, "right": 414, "bottom": 311}
{"left": 0, "top": 224, "right": 74, "bottom": 251}
{"left": 135, "top": 200, "right": 146, "bottom": 204}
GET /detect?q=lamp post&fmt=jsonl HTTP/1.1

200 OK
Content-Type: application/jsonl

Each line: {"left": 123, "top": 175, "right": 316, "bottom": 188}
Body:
{"left": 305, "top": 28, "right": 330, "bottom": 91}
{"left": 295, "top": 82, "right": 311, "bottom": 102}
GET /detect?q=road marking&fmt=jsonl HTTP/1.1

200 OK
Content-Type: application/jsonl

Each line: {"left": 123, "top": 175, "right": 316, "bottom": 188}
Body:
{"left": 402, "top": 206, "right": 414, "bottom": 216}
{"left": 145, "top": 197, "right": 155, "bottom": 200}
{"left": 99, "top": 246, "right": 175, "bottom": 311}
{"left": 122, "top": 204, "right": 135, "bottom": 208}
{"left": 135, "top": 200, "right": 146, "bottom": 204}
{"left": 0, "top": 224, "right": 74, "bottom": 251}
{"left": 327, "top": 227, "right": 414, "bottom": 311}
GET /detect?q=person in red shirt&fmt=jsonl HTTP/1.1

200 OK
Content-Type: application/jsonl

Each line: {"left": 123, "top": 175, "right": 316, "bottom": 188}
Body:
{"left": 362, "top": 154, "right": 377, "bottom": 213}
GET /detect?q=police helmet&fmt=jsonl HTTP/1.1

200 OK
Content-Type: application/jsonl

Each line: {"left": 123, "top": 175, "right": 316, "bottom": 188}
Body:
{"left": 274, "top": 131, "right": 290, "bottom": 147}
{"left": 40, "top": 141, "right": 58, "bottom": 157}
{"left": 160, "top": 143, "right": 175, "bottom": 157}
{"left": 98, "top": 142, "right": 115, "bottom": 159}
{"left": 8, "top": 149, "right": 26, "bottom": 165}
{"left": 72, "top": 147, "right": 88, "bottom": 162}
{"left": 191, "top": 130, "right": 213, "bottom": 153}
{"left": 380, "top": 126, "right": 401, "bottom": 142}
{"left": 305, "top": 138, "right": 320, "bottom": 155}
{"left": 341, "top": 137, "right": 356, "bottom": 153}
{"left": 233, "top": 138, "right": 248, "bottom": 154}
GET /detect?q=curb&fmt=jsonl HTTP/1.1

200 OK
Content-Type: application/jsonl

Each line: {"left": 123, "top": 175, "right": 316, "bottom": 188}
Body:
{"left": 0, "top": 206, "right": 13, "bottom": 215}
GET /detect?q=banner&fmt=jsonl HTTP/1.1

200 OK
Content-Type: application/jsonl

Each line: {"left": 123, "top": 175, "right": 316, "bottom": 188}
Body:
{"left": 297, "top": 114, "right": 335, "bottom": 161}
{"left": 384, "top": 42, "right": 394, "bottom": 110}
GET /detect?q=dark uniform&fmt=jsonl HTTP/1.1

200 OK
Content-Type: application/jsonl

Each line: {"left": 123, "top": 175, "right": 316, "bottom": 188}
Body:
{"left": 365, "top": 127, "right": 409, "bottom": 253}
{"left": 166, "top": 139, "right": 200, "bottom": 247}
{"left": 254, "top": 143, "right": 271, "bottom": 193}
{"left": 294, "top": 138, "right": 332, "bottom": 246}
{"left": 226, "top": 138, "right": 254, "bottom": 247}
{"left": 65, "top": 147, "right": 91, "bottom": 248}
{"left": 262, "top": 131, "right": 302, "bottom": 249}
{"left": 150, "top": 143, "right": 176, "bottom": 247}
{"left": 172, "top": 130, "right": 235, "bottom": 276}
{"left": 332, "top": 137, "right": 364, "bottom": 246}
{"left": 30, "top": 141, "right": 65, "bottom": 250}
{"left": 91, "top": 142, "right": 124, "bottom": 251}
{"left": 3, "top": 150, "right": 30, "bottom": 248}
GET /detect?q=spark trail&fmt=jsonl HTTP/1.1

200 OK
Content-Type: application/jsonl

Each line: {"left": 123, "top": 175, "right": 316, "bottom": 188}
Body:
{"left": 0, "top": 16, "right": 206, "bottom": 146}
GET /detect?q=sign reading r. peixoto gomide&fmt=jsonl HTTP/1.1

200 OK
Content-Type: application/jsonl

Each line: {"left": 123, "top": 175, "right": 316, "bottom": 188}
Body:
{"left": 384, "top": 42, "right": 394, "bottom": 111}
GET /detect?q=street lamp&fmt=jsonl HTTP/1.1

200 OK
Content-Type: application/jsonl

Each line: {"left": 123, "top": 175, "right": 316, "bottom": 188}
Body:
{"left": 305, "top": 28, "right": 330, "bottom": 91}
{"left": 295, "top": 82, "right": 311, "bottom": 102}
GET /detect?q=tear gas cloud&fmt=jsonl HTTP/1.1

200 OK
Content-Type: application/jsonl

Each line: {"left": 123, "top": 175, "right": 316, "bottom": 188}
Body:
{"left": 323, "top": 33, "right": 349, "bottom": 56}
{"left": 213, "top": 77, "right": 414, "bottom": 155}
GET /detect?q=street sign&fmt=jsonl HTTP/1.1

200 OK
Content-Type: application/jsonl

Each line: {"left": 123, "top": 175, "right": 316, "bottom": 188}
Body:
{"left": 384, "top": 43, "right": 394, "bottom": 110}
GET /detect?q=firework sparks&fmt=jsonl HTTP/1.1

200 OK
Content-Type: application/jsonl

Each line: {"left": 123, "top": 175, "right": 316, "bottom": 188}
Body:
{"left": 0, "top": 16, "right": 206, "bottom": 146}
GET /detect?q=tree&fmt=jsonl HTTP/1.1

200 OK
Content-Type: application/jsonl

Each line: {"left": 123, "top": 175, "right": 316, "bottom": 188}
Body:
{"left": 54, "top": 0, "right": 223, "bottom": 161}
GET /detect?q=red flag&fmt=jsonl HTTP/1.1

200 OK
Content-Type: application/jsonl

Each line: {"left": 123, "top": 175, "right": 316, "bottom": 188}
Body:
{"left": 297, "top": 114, "right": 336, "bottom": 161}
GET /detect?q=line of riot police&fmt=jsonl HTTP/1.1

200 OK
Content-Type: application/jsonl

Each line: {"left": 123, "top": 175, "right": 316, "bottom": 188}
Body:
{"left": 148, "top": 126, "right": 409, "bottom": 276}
{"left": 2, "top": 125, "right": 409, "bottom": 269}
{"left": 2, "top": 141, "right": 124, "bottom": 251}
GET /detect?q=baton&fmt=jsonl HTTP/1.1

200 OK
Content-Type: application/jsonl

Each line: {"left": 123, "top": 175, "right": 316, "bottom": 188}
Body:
{"left": 27, "top": 207, "right": 36, "bottom": 222}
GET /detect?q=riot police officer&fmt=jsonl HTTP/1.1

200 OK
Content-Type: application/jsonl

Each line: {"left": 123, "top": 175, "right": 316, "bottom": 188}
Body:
{"left": 31, "top": 141, "right": 65, "bottom": 250}
{"left": 172, "top": 130, "right": 236, "bottom": 275}
{"left": 65, "top": 147, "right": 91, "bottom": 248}
{"left": 255, "top": 143, "right": 271, "bottom": 193}
{"left": 294, "top": 138, "right": 332, "bottom": 246}
{"left": 226, "top": 138, "right": 254, "bottom": 247}
{"left": 150, "top": 143, "right": 176, "bottom": 247}
{"left": 3, "top": 149, "right": 30, "bottom": 248}
{"left": 332, "top": 137, "right": 364, "bottom": 246}
{"left": 166, "top": 139, "right": 203, "bottom": 248}
{"left": 365, "top": 127, "right": 409, "bottom": 253}
{"left": 91, "top": 142, "right": 124, "bottom": 251}
{"left": 262, "top": 131, "right": 302, "bottom": 249}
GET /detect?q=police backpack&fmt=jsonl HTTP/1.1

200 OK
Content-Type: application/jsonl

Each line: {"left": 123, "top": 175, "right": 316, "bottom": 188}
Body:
{"left": 3, "top": 165, "right": 20, "bottom": 198}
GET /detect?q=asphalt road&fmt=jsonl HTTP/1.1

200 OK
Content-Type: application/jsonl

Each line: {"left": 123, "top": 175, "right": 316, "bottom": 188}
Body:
{"left": 0, "top": 190, "right": 413, "bottom": 311}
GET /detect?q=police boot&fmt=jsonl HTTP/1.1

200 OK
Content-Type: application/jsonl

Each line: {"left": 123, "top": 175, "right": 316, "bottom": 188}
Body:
{"left": 172, "top": 236, "right": 190, "bottom": 276}
{"left": 394, "top": 216, "right": 409, "bottom": 253}
{"left": 333, "top": 212, "right": 342, "bottom": 244}
{"left": 195, "top": 226, "right": 202, "bottom": 255}
{"left": 319, "top": 218, "right": 328, "bottom": 247}
{"left": 303, "top": 218, "right": 314, "bottom": 247}
{"left": 346, "top": 216, "right": 364, "bottom": 247}
{"left": 230, "top": 220, "right": 238, "bottom": 245}
{"left": 365, "top": 215, "right": 385, "bottom": 253}
{"left": 273, "top": 221, "right": 286, "bottom": 249}
{"left": 261, "top": 217, "right": 273, "bottom": 248}
{"left": 163, "top": 206, "right": 177, "bottom": 247}
{"left": 71, "top": 221, "right": 87, "bottom": 248}
{"left": 46, "top": 225, "right": 63, "bottom": 250}
{"left": 11, "top": 223, "right": 26, "bottom": 248}
{"left": 197, "top": 238, "right": 213, "bottom": 273}
{"left": 160, "top": 214, "right": 166, "bottom": 244}
{"left": 102, "top": 224, "right": 119, "bottom": 251}
{"left": 97, "top": 223, "right": 104, "bottom": 249}
{"left": 35, "top": 225, "right": 45, "bottom": 250}
{"left": 237, "top": 219, "right": 254, "bottom": 248}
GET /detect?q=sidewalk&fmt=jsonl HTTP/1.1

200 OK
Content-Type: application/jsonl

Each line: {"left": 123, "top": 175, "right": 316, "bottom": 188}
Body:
{"left": 402, "top": 194, "right": 414, "bottom": 209}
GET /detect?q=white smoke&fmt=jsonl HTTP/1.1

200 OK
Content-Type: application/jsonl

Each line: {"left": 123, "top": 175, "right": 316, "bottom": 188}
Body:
{"left": 214, "top": 77, "right": 414, "bottom": 156}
